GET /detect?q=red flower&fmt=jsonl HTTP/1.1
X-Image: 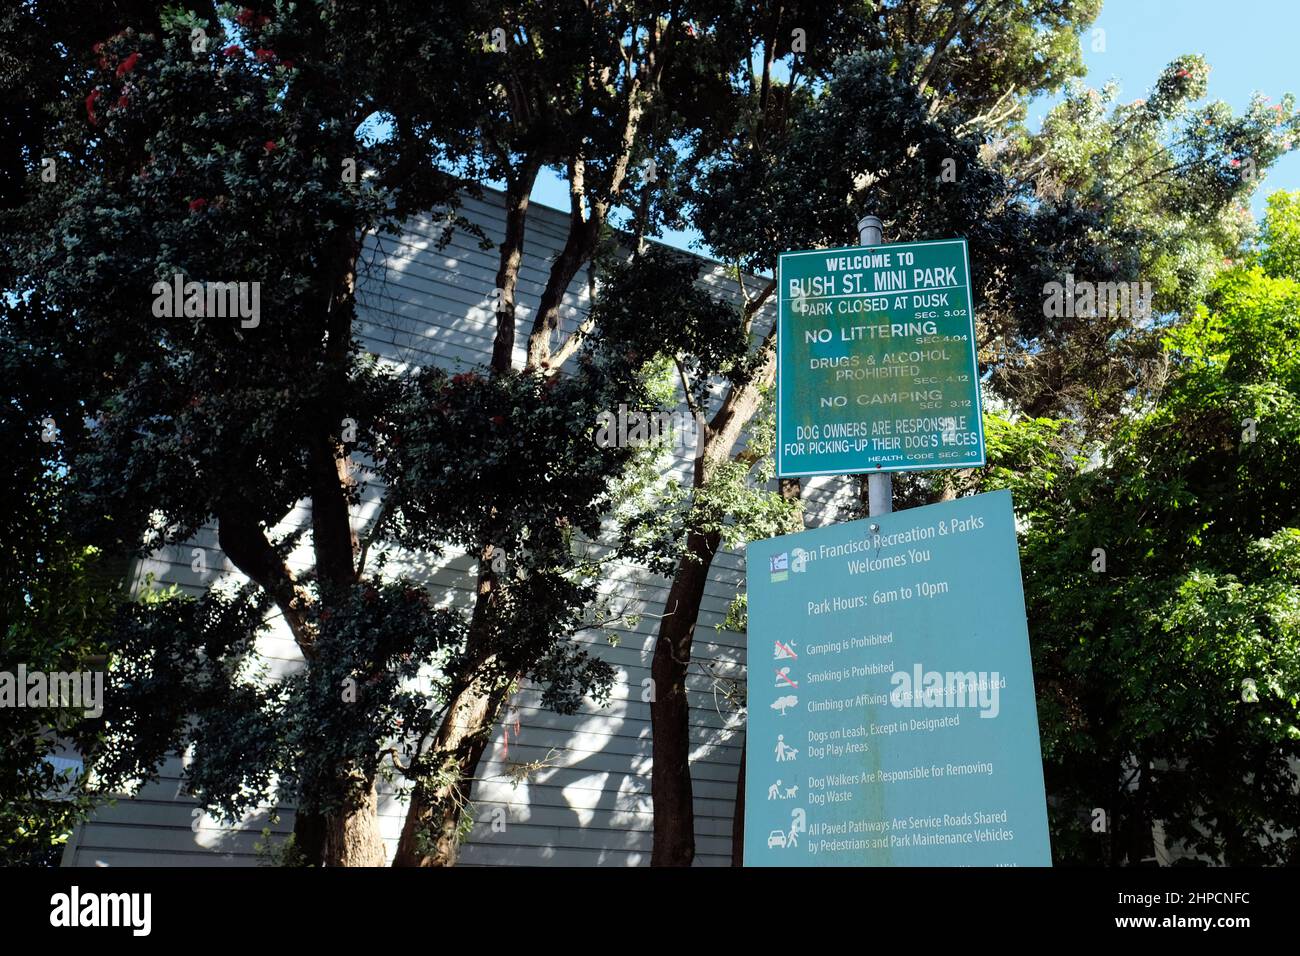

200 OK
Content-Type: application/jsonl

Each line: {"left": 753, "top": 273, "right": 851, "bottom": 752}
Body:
{"left": 115, "top": 51, "right": 140, "bottom": 77}
{"left": 491, "top": 415, "right": 506, "bottom": 426}
{"left": 188, "top": 197, "right": 208, "bottom": 212}
{"left": 280, "top": 59, "right": 296, "bottom": 70}
{"left": 116, "top": 94, "right": 130, "bottom": 109}
{"left": 254, "top": 48, "right": 275, "bottom": 63}
{"left": 85, "top": 89, "right": 101, "bottom": 124}
{"left": 222, "top": 44, "right": 242, "bottom": 57}
{"left": 235, "top": 8, "right": 256, "bottom": 26}
{"left": 264, "top": 139, "right": 277, "bottom": 152}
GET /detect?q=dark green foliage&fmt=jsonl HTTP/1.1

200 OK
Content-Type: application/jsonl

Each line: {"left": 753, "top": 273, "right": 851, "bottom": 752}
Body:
{"left": 990, "top": 194, "right": 1300, "bottom": 864}
{"left": 91, "top": 584, "right": 270, "bottom": 809}
{"left": 4, "top": 3, "right": 629, "bottom": 852}
{"left": 586, "top": 245, "right": 755, "bottom": 398}
{"left": 18, "top": 18, "right": 441, "bottom": 551}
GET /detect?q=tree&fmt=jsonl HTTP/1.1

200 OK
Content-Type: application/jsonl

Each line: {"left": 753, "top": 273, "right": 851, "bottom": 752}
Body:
{"left": 12, "top": 0, "right": 763, "bottom": 865}
{"left": 11, "top": 6, "right": 455, "bottom": 865}
{"left": 0, "top": 405, "right": 123, "bottom": 865}
{"left": 987, "top": 62, "right": 1297, "bottom": 442}
{"left": 375, "top": 0, "right": 704, "bottom": 865}
{"left": 0, "top": 2, "right": 178, "bottom": 863}
{"left": 997, "top": 191, "right": 1300, "bottom": 865}
{"left": 7, "top": 1, "right": 652, "bottom": 866}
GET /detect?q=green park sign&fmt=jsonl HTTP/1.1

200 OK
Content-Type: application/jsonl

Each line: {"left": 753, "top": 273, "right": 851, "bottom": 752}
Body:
{"left": 776, "top": 238, "right": 986, "bottom": 478}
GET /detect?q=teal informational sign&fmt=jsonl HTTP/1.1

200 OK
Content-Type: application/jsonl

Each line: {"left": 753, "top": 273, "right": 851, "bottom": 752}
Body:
{"left": 776, "top": 238, "right": 985, "bottom": 478}
{"left": 743, "top": 490, "right": 1051, "bottom": 866}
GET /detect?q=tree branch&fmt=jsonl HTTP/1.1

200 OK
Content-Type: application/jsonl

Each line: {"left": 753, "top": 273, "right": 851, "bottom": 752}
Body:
{"left": 674, "top": 355, "right": 701, "bottom": 419}
{"left": 216, "top": 508, "right": 317, "bottom": 658}
{"left": 741, "top": 278, "right": 777, "bottom": 339}
{"left": 917, "top": 0, "right": 987, "bottom": 96}
{"left": 355, "top": 494, "right": 393, "bottom": 578}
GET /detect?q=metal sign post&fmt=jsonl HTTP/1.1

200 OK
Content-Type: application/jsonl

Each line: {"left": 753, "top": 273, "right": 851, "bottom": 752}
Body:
{"left": 858, "top": 215, "right": 893, "bottom": 518}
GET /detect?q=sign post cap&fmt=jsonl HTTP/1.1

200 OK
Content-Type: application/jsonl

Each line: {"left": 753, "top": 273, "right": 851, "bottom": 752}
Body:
{"left": 857, "top": 215, "right": 884, "bottom": 246}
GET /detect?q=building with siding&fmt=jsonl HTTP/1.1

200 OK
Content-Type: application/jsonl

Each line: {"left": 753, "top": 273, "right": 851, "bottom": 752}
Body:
{"left": 60, "top": 188, "right": 857, "bottom": 867}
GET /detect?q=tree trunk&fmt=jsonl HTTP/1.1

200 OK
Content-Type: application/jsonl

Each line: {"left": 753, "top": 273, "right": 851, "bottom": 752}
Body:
{"left": 308, "top": 430, "right": 359, "bottom": 590}
{"left": 394, "top": 537, "right": 516, "bottom": 867}
{"left": 392, "top": 676, "right": 513, "bottom": 866}
{"left": 650, "top": 526, "right": 722, "bottom": 866}
{"left": 649, "top": 332, "right": 777, "bottom": 866}
{"left": 322, "top": 783, "right": 387, "bottom": 867}
{"left": 490, "top": 160, "right": 541, "bottom": 373}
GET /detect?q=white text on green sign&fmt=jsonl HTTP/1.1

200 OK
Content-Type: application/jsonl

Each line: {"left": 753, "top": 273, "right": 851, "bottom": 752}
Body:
{"left": 776, "top": 238, "right": 986, "bottom": 477}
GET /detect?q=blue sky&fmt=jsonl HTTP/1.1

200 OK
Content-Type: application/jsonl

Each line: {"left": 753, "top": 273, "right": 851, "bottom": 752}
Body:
{"left": 528, "top": 0, "right": 1300, "bottom": 255}
{"left": 1032, "top": 0, "right": 1300, "bottom": 211}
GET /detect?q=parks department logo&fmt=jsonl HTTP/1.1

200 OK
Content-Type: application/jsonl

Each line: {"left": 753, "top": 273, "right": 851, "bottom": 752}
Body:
{"left": 769, "top": 548, "right": 809, "bottom": 582}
